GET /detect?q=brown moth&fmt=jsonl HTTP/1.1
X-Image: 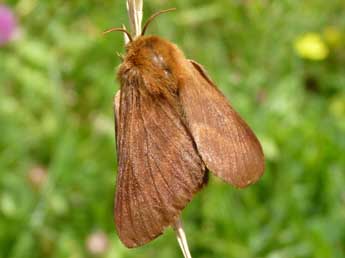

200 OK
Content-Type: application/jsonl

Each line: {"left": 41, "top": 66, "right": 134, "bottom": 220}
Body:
{"left": 106, "top": 9, "right": 265, "bottom": 249}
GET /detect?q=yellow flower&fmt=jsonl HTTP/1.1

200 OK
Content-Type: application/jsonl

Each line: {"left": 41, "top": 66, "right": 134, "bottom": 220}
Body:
{"left": 329, "top": 96, "right": 345, "bottom": 119}
{"left": 294, "top": 33, "right": 329, "bottom": 61}
{"left": 323, "top": 26, "right": 342, "bottom": 48}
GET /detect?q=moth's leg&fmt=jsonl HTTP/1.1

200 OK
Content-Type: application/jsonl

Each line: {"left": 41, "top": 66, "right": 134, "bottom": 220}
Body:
{"left": 116, "top": 52, "right": 124, "bottom": 61}
{"left": 173, "top": 217, "right": 192, "bottom": 258}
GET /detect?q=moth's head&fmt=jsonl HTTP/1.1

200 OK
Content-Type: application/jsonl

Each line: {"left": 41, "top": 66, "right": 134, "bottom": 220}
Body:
{"left": 104, "top": 8, "right": 185, "bottom": 74}
{"left": 125, "top": 35, "right": 182, "bottom": 63}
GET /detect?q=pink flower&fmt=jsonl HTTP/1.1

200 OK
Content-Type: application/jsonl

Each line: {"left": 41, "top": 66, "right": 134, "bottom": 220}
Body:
{"left": 27, "top": 166, "right": 48, "bottom": 190}
{"left": 86, "top": 232, "right": 109, "bottom": 255}
{"left": 0, "top": 5, "right": 18, "bottom": 46}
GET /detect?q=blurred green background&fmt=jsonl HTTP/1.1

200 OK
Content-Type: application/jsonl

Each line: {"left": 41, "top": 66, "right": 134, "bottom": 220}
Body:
{"left": 1, "top": 0, "right": 345, "bottom": 257}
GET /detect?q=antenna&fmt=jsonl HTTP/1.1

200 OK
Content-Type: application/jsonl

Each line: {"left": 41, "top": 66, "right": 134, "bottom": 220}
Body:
{"left": 141, "top": 8, "right": 176, "bottom": 36}
{"left": 102, "top": 27, "right": 133, "bottom": 42}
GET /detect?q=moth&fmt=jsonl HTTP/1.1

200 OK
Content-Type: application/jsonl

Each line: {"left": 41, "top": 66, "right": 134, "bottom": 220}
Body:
{"left": 106, "top": 9, "right": 265, "bottom": 248}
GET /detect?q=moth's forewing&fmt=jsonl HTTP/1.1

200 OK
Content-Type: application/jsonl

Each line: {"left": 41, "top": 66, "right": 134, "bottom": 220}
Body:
{"left": 114, "top": 69, "right": 206, "bottom": 248}
{"left": 179, "top": 60, "right": 265, "bottom": 188}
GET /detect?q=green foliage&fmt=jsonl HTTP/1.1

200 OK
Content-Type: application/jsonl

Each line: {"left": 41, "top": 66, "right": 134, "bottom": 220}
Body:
{"left": 1, "top": 0, "right": 345, "bottom": 257}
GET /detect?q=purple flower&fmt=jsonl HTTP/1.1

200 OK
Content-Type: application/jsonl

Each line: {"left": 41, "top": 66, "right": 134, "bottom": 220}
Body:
{"left": 0, "top": 5, "right": 17, "bottom": 46}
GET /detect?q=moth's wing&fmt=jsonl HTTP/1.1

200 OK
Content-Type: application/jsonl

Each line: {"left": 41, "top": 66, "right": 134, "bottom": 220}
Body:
{"left": 179, "top": 60, "right": 265, "bottom": 188}
{"left": 114, "top": 74, "right": 206, "bottom": 248}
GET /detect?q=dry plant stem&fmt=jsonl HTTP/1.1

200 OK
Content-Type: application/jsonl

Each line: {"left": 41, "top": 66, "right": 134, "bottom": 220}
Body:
{"left": 126, "top": 2, "right": 190, "bottom": 254}
{"left": 173, "top": 218, "right": 193, "bottom": 258}
{"left": 126, "top": 2, "right": 192, "bottom": 255}
{"left": 126, "top": 0, "right": 143, "bottom": 38}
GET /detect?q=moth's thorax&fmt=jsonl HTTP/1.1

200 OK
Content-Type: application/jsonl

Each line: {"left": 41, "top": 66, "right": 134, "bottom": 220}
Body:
{"left": 118, "top": 36, "right": 190, "bottom": 97}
